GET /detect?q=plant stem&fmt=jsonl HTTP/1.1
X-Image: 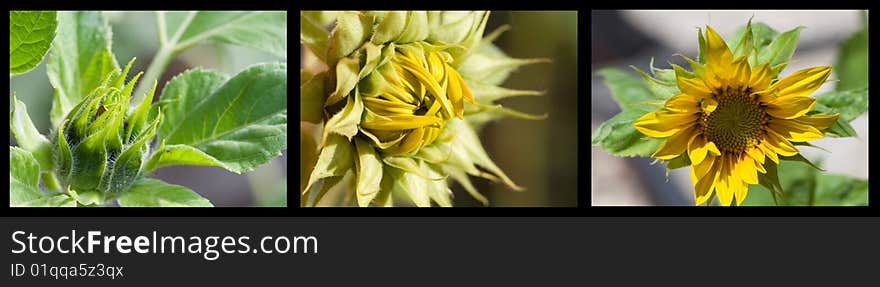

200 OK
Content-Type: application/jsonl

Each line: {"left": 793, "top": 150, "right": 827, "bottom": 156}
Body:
{"left": 132, "top": 45, "right": 174, "bottom": 105}
{"left": 42, "top": 172, "right": 63, "bottom": 193}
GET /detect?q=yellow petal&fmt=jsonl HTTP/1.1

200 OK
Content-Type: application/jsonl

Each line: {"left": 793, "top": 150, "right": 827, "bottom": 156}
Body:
{"left": 746, "top": 146, "right": 765, "bottom": 165}
{"left": 693, "top": 156, "right": 720, "bottom": 206}
{"left": 715, "top": 156, "right": 734, "bottom": 206}
{"left": 737, "top": 155, "right": 759, "bottom": 184}
{"left": 361, "top": 114, "right": 442, "bottom": 131}
{"left": 764, "top": 129, "right": 799, "bottom": 156}
{"left": 749, "top": 63, "right": 772, "bottom": 91}
{"left": 633, "top": 111, "right": 699, "bottom": 138}
{"left": 766, "top": 96, "right": 816, "bottom": 119}
{"left": 771, "top": 66, "right": 832, "bottom": 99}
{"left": 688, "top": 134, "right": 720, "bottom": 165}
{"left": 690, "top": 152, "right": 716, "bottom": 184}
{"left": 734, "top": 181, "right": 749, "bottom": 206}
{"left": 758, "top": 141, "right": 780, "bottom": 164}
{"left": 792, "top": 113, "right": 840, "bottom": 131}
{"left": 677, "top": 76, "right": 713, "bottom": 98}
{"left": 652, "top": 125, "right": 698, "bottom": 160}
{"left": 704, "top": 26, "right": 734, "bottom": 71}
{"left": 769, "top": 118, "right": 825, "bottom": 142}
{"left": 732, "top": 56, "right": 751, "bottom": 85}
{"left": 664, "top": 94, "right": 701, "bottom": 113}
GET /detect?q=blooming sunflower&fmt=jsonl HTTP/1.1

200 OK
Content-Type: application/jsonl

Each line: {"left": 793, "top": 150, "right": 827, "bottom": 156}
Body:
{"left": 633, "top": 25, "right": 839, "bottom": 206}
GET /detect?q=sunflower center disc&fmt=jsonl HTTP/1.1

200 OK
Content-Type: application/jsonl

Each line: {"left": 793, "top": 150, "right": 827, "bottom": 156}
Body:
{"left": 703, "top": 89, "right": 768, "bottom": 154}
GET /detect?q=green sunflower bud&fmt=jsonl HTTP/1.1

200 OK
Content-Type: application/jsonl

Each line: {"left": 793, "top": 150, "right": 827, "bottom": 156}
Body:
{"left": 301, "top": 11, "right": 548, "bottom": 207}
{"left": 52, "top": 58, "right": 161, "bottom": 200}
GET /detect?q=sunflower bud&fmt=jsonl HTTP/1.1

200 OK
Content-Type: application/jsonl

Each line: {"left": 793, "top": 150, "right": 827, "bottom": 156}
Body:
{"left": 359, "top": 43, "right": 475, "bottom": 156}
{"left": 301, "top": 11, "right": 548, "bottom": 207}
{"left": 53, "top": 58, "right": 161, "bottom": 200}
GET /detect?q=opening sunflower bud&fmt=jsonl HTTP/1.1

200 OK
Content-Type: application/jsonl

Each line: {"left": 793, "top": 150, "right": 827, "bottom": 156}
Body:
{"left": 52, "top": 58, "right": 161, "bottom": 200}
{"left": 359, "top": 44, "right": 476, "bottom": 156}
{"left": 302, "top": 11, "right": 548, "bottom": 207}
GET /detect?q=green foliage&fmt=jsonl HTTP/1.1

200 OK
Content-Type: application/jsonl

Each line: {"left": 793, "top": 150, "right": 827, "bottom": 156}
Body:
{"left": 157, "top": 63, "right": 287, "bottom": 173}
{"left": 9, "top": 11, "right": 57, "bottom": 75}
{"left": 118, "top": 179, "right": 212, "bottom": 207}
{"left": 9, "top": 147, "right": 44, "bottom": 206}
{"left": 743, "top": 160, "right": 867, "bottom": 206}
{"left": 160, "top": 11, "right": 287, "bottom": 58}
{"left": 591, "top": 68, "right": 664, "bottom": 157}
{"left": 9, "top": 11, "right": 287, "bottom": 207}
{"left": 835, "top": 13, "right": 868, "bottom": 92}
{"left": 47, "top": 11, "right": 120, "bottom": 128}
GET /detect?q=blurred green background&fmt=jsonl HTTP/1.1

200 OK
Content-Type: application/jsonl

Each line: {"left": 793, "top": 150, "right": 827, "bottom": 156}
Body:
{"left": 9, "top": 11, "right": 288, "bottom": 207}
{"left": 454, "top": 11, "right": 578, "bottom": 206}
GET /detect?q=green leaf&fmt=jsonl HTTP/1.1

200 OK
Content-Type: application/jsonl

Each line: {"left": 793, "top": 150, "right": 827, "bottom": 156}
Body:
{"left": 728, "top": 22, "right": 778, "bottom": 67}
{"left": 666, "top": 153, "right": 691, "bottom": 173}
{"left": 815, "top": 88, "right": 868, "bottom": 122}
{"left": 162, "top": 11, "right": 287, "bottom": 58}
{"left": 353, "top": 138, "right": 383, "bottom": 207}
{"left": 9, "top": 11, "right": 57, "bottom": 75}
{"left": 69, "top": 189, "right": 104, "bottom": 206}
{"left": 780, "top": 153, "right": 824, "bottom": 172}
{"left": 630, "top": 64, "right": 679, "bottom": 100}
{"left": 834, "top": 13, "right": 867, "bottom": 92}
{"left": 144, "top": 142, "right": 231, "bottom": 173}
{"left": 757, "top": 26, "right": 803, "bottom": 72}
{"left": 591, "top": 109, "right": 664, "bottom": 157}
{"left": 10, "top": 95, "right": 52, "bottom": 170}
{"left": 16, "top": 194, "right": 76, "bottom": 207}
{"left": 158, "top": 63, "right": 287, "bottom": 173}
{"left": 10, "top": 147, "right": 44, "bottom": 206}
{"left": 744, "top": 160, "right": 867, "bottom": 206}
{"left": 595, "top": 67, "right": 661, "bottom": 112}
{"left": 119, "top": 178, "right": 212, "bottom": 207}
{"left": 48, "top": 11, "right": 119, "bottom": 128}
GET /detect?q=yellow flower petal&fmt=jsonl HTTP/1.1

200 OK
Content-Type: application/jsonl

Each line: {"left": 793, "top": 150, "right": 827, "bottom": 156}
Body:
{"left": 745, "top": 146, "right": 765, "bottom": 166}
{"left": 737, "top": 155, "right": 759, "bottom": 184}
{"left": 715, "top": 155, "right": 734, "bottom": 206}
{"left": 693, "top": 156, "right": 720, "bottom": 206}
{"left": 758, "top": 141, "right": 780, "bottom": 164}
{"left": 769, "top": 118, "right": 825, "bottom": 142}
{"left": 734, "top": 181, "right": 749, "bottom": 206}
{"left": 771, "top": 66, "right": 832, "bottom": 99}
{"left": 652, "top": 125, "right": 698, "bottom": 160}
{"left": 687, "top": 134, "right": 720, "bottom": 165}
{"left": 749, "top": 63, "right": 772, "bottom": 91}
{"left": 633, "top": 111, "right": 699, "bottom": 138}
{"left": 792, "top": 113, "right": 840, "bottom": 131}
{"left": 704, "top": 26, "right": 734, "bottom": 73}
{"left": 690, "top": 152, "right": 716, "bottom": 184}
{"left": 764, "top": 129, "right": 799, "bottom": 156}
{"left": 766, "top": 96, "right": 816, "bottom": 119}
{"left": 732, "top": 56, "right": 751, "bottom": 85}
{"left": 664, "top": 94, "right": 701, "bottom": 113}
{"left": 677, "top": 76, "right": 713, "bottom": 98}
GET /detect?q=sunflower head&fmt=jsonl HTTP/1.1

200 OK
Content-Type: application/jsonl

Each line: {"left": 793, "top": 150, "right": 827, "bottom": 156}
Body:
{"left": 301, "top": 11, "right": 547, "bottom": 207}
{"left": 633, "top": 24, "right": 839, "bottom": 206}
{"left": 359, "top": 44, "right": 476, "bottom": 156}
